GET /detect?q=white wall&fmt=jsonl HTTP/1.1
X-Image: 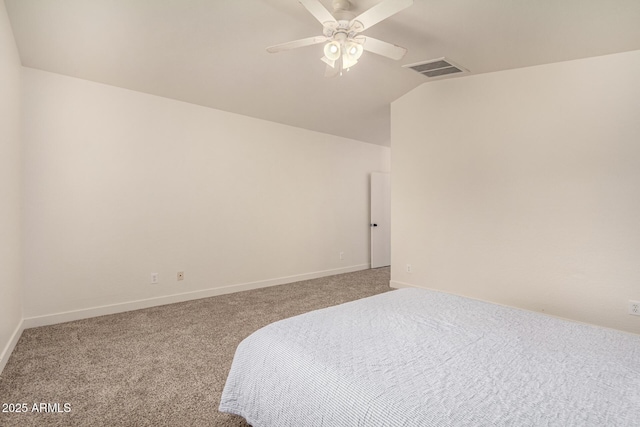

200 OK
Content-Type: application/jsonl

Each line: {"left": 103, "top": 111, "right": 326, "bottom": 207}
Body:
{"left": 391, "top": 50, "right": 640, "bottom": 334}
{"left": 0, "top": 1, "right": 23, "bottom": 371}
{"left": 22, "top": 68, "right": 389, "bottom": 322}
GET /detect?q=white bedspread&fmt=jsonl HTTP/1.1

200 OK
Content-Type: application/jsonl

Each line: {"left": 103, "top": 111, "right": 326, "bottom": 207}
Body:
{"left": 219, "top": 288, "right": 640, "bottom": 426}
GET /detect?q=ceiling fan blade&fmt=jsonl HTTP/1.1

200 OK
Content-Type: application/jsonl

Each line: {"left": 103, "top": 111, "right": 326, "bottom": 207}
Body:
{"left": 360, "top": 36, "right": 407, "bottom": 60}
{"left": 266, "top": 36, "right": 327, "bottom": 53}
{"left": 350, "top": 0, "right": 413, "bottom": 31}
{"left": 321, "top": 56, "right": 336, "bottom": 68}
{"left": 324, "top": 64, "right": 340, "bottom": 78}
{"left": 299, "top": 0, "right": 337, "bottom": 26}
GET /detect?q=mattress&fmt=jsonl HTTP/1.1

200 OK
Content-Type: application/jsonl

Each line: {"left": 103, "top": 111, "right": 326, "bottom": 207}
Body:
{"left": 219, "top": 288, "right": 640, "bottom": 426}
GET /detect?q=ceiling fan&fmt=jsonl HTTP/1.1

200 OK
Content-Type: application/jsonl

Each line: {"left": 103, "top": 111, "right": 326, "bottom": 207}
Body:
{"left": 267, "top": 0, "right": 413, "bottom": 77}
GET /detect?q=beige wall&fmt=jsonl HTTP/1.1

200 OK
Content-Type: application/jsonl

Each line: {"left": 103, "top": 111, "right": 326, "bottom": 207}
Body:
{"left": 391, "top": 50, "right": 640, "bottom": 334}
{"left": 0, "top": 1, "right": 23, "bottom": 369}
{"left": 22, "top": 68, "right": 389, "bottom": 320}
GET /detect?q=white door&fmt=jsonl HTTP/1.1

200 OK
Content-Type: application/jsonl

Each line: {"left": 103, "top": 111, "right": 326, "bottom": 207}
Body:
{"left": 371, "top": 172, "right": 391, "bottom": 268}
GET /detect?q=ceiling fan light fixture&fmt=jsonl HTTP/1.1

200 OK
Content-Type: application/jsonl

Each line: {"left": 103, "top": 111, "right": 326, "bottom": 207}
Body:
{"left": 321, "top": 55, "right": 336, "bottom": 68}
{"left": 324, "top": 41, "right": 341, "bottom": 60}
{"left": 347, "top": 41, "right": 363, "bottom": 59}
{"left": 345, "top": 41, "right": 363, "bottom": 59}
{"left": 342, "top": 55, "right": 358, "bottom": 69}
{"left": 266, "top": 0, "right": 414, "bottom": 77}
{"left": 342, "top": 40, "right": 363, "bottom": 69}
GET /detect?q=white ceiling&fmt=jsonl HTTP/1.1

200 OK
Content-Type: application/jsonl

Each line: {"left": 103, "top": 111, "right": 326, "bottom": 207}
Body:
{"left": 5, "top": 0, "right": 640, "bottom": 146}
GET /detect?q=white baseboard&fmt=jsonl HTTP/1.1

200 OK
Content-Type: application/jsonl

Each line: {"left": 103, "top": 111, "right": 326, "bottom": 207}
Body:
{"left": 389, "top": 280, "right": 420, "bottom": 289}
{"left": 0, "top": 318, "right": 24, "bottom": 375}
{"left": 24, "top": 264, "right": 370, "bottom": 329}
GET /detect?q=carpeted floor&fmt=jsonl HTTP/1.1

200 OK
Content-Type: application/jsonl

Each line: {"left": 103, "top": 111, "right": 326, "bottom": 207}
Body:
{"left": 0, "top": 267, "right": 391, "bottom": 426}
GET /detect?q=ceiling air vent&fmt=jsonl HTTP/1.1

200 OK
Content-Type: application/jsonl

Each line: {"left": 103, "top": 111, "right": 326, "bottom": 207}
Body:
{"left": 403, "top": 58, "right": 468, "bottom": 79}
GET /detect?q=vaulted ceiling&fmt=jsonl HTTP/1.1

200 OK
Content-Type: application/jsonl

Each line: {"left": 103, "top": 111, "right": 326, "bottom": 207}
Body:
{"left": 5, "top": 0, "right": 640, "bottom": 146}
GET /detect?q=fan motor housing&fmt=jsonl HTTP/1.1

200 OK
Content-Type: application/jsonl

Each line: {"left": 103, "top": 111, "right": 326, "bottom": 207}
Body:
{"left": 332, "top": 0, "right": 355, "bottom": 21}
{"left": 332, "top": 0, "right": 351, "bottom": 12}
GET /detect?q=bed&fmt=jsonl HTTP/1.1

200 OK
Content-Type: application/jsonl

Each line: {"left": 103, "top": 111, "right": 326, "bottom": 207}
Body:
{"left": 219, "top": 288, "right": 640, "bottom": 426}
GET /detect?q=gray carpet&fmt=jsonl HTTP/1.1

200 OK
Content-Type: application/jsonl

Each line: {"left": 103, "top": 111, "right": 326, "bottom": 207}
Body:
{"left": 0, "top": 267, "right": 391, "bottom": 426}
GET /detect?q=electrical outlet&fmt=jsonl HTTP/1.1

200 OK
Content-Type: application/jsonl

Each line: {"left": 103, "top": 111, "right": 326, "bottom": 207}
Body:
{"left": 177, "top": 271, "right": 184, "bottom": 281}
{"left": 629, "top": 300, "right": 640, "bottom": 316}
{"left": 406, "top": 264, "right": 412, "bottom": 273}
{"left": 151, "top": 273, "right": 159, "bottom": 284}
{"left": 339, "top": 252, "right": 344, "bottom": 261}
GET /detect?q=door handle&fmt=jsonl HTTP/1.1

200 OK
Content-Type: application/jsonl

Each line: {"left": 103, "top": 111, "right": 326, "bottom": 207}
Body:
{"left": 370, "top": 223, "right": 378, "bottom": 227}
